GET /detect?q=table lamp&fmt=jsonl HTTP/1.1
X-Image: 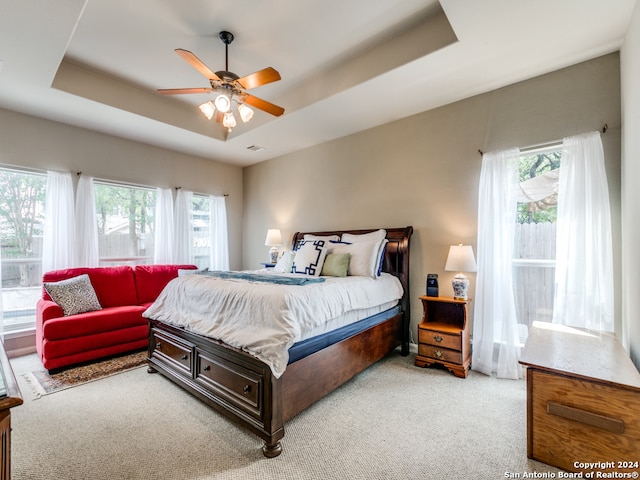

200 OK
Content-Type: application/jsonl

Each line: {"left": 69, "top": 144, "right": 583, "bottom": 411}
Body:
{"left": 444, "top": 244, "right": 477, "bottom": 300}
{"left": 264, "top": 228, "right": 282, "bottom": 264}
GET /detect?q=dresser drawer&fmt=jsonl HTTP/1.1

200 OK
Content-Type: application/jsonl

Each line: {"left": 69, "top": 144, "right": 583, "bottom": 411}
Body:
{"left": 529, "top": 369, "right": 640, "bottom": 474}
{"left": 151, "top": 329, "right": 193, "bottom": 374}
{"left": 195, "top": 350, "right": 263, "bottom": 419}
{"left": 417, "top": 344, "right": 462, "bottom": 364}
{"left": 418, "top": 327, "right": 460, "bottom": 350}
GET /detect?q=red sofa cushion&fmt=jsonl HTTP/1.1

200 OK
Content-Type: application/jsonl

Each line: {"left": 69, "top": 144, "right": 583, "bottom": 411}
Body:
{"left": 42, "top": 305, "right": 147, "bottom": 340}
{"left": 42, "top": 266, "right": 137, "bottom": 308}
{"left": 40, "top": 327, "right": 148, "bottom": 366}
{"left": 134, "top": 264, "right": 197, "bottom": 305}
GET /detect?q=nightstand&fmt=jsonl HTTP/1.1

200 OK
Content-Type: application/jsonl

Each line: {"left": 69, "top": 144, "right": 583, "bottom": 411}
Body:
{"left": 415, "top": 296, "right": 471, "bottom": 378}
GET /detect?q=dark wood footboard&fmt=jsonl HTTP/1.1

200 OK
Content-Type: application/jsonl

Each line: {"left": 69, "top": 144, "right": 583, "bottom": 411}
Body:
{"left": 148, "top": 311, "right": 402, "bottom": 457}
{"left": 147, "top": 226, "right": 412, "bottom": 457}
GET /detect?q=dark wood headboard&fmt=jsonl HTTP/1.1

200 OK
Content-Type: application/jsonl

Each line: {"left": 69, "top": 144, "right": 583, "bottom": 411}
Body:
{"left": 291, "top": 227, "right": 413, "bottom": 353}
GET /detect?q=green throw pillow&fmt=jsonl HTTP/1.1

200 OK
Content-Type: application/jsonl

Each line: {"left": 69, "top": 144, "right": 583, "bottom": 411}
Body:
{"left": 320, "top": 253, "right": 351, "bottom": 277}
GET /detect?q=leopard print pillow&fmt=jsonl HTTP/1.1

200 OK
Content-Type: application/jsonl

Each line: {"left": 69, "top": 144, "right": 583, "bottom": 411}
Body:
{"left": 44, "top": 274, "right": 102, "bottom": 316}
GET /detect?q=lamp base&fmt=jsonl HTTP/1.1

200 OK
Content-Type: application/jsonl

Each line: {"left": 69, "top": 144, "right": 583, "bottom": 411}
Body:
{"left": 451, "top": 273, "right": 469, "bottom": 300}
{"left": 269, "top": 246, "right": 279, "bottom": 264}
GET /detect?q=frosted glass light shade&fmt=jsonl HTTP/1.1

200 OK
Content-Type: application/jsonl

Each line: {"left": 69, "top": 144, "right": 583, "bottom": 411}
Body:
{"left": 198, "top": 101, "right": 215, "bottom": 120}
{"left": 214, "top": 93, "right": 231, "bottom": 112}
{"left": 223, "top": 112, "right": 236, "bottom": 130}
{"left": 237, "top": 103, "right": 254, "bottom": 123}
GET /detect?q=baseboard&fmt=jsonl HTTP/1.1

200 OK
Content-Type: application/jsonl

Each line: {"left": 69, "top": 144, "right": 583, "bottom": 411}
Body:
{"left": 6, "top": 345, "right": 37, "bottom": 359}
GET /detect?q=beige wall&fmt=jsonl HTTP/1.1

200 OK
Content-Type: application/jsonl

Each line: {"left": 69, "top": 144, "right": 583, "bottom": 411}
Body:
{"left": 243, "top": 53, "right": 622, "bottom": 343}
{"left": 622, "top": 2, "right": 640, "bottom": 365}
{"left": 0, "top": 108, "right": 244, "bottom": 270}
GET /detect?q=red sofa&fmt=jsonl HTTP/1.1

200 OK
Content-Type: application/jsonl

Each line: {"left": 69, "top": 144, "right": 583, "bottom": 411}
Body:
{"left": 36, "top": 264, "right": 197, "bottom": 371}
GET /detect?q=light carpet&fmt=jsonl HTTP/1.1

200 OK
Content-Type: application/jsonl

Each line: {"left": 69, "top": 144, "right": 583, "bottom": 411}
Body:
{"left": 9, "top": 351, "right": 562, "bottom": 480}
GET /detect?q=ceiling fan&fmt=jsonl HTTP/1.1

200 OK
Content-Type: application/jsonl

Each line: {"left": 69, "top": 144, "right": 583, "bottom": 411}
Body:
{"left": 157, "top": 31, "right": 284, "bottom": 133}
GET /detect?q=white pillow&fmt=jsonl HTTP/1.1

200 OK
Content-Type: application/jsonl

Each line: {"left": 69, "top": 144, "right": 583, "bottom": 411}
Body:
{"left": 303, "top": 234, "right": 340, "bottom": 242}
{"left": 342, "top": 229, "right": 386, "bottom": 244}
{"left": 291, "top": 240, "right": 328, "bottom": 276}
{"left": 341, "top": 230, "right": 387, "bottom": 277}
{"left": 178, "top": 267, "right": 208, "bottom": 276}
{"left": 273, "top": 250, "right": 296, "bottom": 273}
{"left": 327, "top": 240, "right": 382, "bottom": 278}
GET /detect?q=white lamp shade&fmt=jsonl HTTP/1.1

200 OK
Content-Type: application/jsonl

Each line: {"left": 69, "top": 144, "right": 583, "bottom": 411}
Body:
{"left": 265, "top": 229, "right": 282, "bottom": 246}
{"left": 444, "top": 244, "right": 477, "bottom": 273}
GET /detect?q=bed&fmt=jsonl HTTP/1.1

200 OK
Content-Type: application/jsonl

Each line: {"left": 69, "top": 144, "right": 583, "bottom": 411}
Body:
{"left": 145, "top": 226, "right": 413, "bottom": 457}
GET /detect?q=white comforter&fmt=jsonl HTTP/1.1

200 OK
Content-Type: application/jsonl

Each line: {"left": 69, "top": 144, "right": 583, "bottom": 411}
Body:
{"left": 143, "top": 271, "right": 403, "bottom": 378}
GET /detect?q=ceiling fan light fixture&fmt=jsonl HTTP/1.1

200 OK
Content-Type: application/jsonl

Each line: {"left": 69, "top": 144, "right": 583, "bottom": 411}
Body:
{"left": 237, "top": 103, "right": 254, "bottom": 123}
{"left": 214, "top": 92, "right": 231, "bottom": 113}
{"left": 198, "top": 101, "right": 215, "bottom": 120}
{"left": 223, "top": 111, "right": 237, "bottom": 131}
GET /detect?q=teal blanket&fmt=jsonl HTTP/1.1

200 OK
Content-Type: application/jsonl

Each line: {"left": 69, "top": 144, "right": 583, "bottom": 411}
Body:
{"left": 202, "top": 270, "right": 326, "bottom": 285}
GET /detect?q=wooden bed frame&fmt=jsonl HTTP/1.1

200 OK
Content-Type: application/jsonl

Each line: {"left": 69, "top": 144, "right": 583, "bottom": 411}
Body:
{"left": 147, "top": 226, "right": 413, "bottom": 457}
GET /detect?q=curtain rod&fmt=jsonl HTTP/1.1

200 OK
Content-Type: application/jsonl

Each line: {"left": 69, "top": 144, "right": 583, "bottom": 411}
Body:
{"left": 175, "top": 186, "right": 229, "bottom": 197}
{"left": 478, "top": 123, "right": 608, "bottom": 156}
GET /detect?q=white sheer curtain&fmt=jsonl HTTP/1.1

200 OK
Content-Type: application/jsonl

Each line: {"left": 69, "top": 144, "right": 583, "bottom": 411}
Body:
{"left": 42, "top": 171, "right": 75, "bottom": 273}
{"left": 0, "top": 244, "right": 4, "bottom": 341}
{"left": 552, "top": 131, "right": 614, "bottom": 331}
{"left": 472, "top": 148, "right": 522, "bottom": 379}
{"left": 209, "top": 195, "right": 229, "bottom": 271}
{"left": 75, "top": 175, "right": 99, "bottom": 267}
{"left": 154, "top": 188, "right": 174, "bottom": 264}
{"left": 174, "top": 189, "right": 194, "bottom": 264}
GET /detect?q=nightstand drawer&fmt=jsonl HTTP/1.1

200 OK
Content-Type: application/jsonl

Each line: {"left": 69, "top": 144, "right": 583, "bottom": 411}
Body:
{"left": 418, "top": 344, "right": 462, "bottom": 364}
{"left": 418, "top": 328, "right": 460, "bottom": 350}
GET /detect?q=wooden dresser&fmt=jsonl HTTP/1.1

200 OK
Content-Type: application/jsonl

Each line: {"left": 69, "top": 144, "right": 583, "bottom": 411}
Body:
{"left": 519, "top": 322, "right": 640, "bottom": 476}
{"left": 0, "top": 342, "right": 23, "bottom": 480}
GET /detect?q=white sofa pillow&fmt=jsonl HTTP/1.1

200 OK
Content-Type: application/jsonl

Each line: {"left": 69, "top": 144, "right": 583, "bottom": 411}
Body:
{"left": 44, "top": 274, "right": 103, "bottom": 316}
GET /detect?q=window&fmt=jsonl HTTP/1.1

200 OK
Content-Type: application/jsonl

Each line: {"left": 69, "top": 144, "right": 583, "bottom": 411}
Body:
{"left": 512, "top": 147, "right": 561, "bottom": 336}
{"left": 94, "top": 182, "right": 156, "bottom": 265}
{"left": 0, "top": 167, "right": 46, "bottom": 333}
{"left": 192, "top": 194, "right": 211, "bottom": 269}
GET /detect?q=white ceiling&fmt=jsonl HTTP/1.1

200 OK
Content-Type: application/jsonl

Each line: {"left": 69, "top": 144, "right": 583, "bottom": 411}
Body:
{"left": 0, "top": 0, "right": 636, "bottom": 167}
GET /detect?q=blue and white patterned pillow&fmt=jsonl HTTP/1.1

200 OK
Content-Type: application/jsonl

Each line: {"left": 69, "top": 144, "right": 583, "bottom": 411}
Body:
{"left": 291, "top": 240, "right": 328, "bottom": 276}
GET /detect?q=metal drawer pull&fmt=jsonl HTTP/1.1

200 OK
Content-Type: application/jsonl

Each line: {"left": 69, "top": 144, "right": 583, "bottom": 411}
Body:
{"left": 203, "top": 365, "right": 211, "bottom": 371}
{"left": 156, "top": 342, "right": 162, "bottom": 349}
{"left": 243, "top": 385, "right": 251, "bottom": 394}
{"left": 434, "top": 350, "right": 443, "bottom": 358}
{"left": 433, "top": 335, "right": 443, "bottom": 342}
{"left": 181, "top": 354, "right": 188, "bottom": 360}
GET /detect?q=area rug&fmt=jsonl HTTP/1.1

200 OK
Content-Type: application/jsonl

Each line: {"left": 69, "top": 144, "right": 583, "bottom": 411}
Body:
{"left": 23, "top": 350, "right": 147, "bottom": 398}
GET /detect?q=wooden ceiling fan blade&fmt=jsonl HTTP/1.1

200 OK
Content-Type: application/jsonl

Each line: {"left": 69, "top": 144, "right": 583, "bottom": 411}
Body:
{"left": 237, "top": 67, "right": 281, "bottom": 90}
{"left": 244, "top": 94, "right": 285, "bottom": 117}
{"left": 157, "top": 87, "right": 213, "bottom": 95}
{"left": 175, "top": 49, "right": 220, "bottom": 80}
